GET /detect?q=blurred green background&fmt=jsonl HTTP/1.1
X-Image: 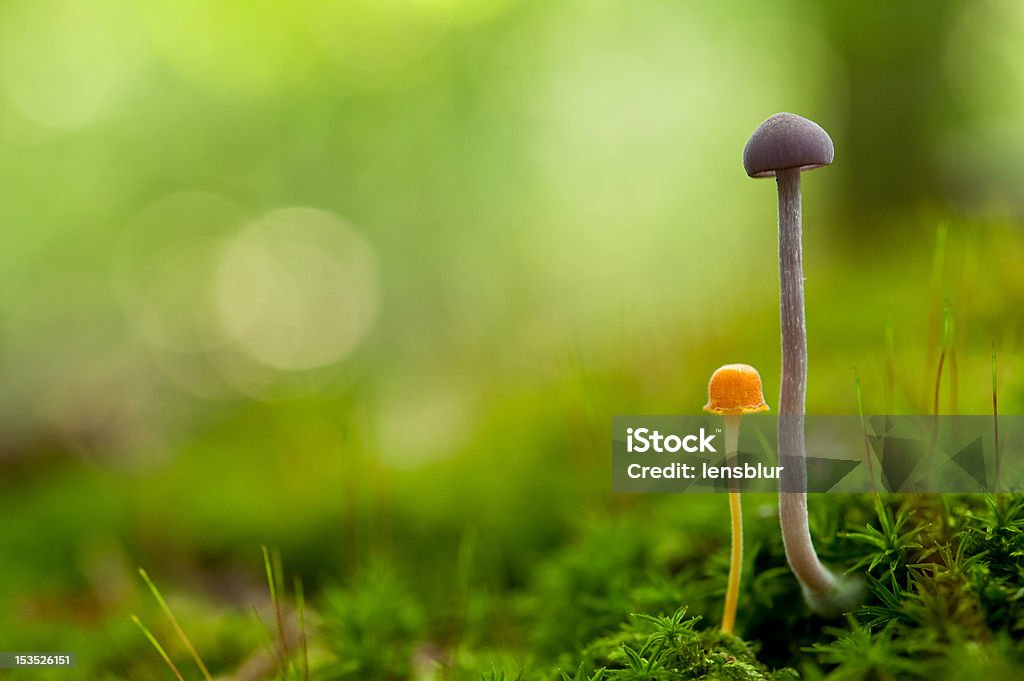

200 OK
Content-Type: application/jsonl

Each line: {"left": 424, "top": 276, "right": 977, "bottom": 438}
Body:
{"left": 3, "top": 0, "right": 1024, "bottom": 677}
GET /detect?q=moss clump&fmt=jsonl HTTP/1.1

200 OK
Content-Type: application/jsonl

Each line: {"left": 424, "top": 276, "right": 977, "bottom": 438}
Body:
{"left": 563, "top": 608, "right": 797, "bottom": 681}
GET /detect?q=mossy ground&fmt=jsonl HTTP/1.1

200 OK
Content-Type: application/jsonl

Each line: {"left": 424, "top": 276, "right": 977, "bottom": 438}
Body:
{"left": 51, "top": 492, "right": 1021, "bottom": 680}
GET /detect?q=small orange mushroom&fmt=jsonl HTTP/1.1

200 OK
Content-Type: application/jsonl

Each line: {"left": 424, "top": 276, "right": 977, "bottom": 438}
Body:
{"left": 703, "top": 363, "right": 768, "bottom": 635}
{"left": 704, "top": 364, "right": 770, "bottom": 416}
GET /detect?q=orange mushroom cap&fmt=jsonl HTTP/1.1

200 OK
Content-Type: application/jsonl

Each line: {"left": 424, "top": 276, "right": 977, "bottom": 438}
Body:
{"left": 703, "top": 364, "right": 770, "bottom": 415}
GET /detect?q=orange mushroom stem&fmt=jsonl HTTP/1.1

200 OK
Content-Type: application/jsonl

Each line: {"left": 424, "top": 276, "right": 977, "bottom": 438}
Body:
{"left": 704, "top": 364, "right": 769, "bottom": 635}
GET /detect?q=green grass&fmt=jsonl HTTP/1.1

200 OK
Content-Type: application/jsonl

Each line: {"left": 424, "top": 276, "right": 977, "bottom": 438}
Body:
{"left": 131, "top": 615, "right": 185, "bottom": 681}
{"left": 137, "top": 567, "right": 212, "bottom": 681}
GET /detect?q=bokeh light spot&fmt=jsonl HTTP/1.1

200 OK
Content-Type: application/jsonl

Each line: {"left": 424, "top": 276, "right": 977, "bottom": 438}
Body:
{"left": 0, "top": 0, "right": 142, "bottom": 129}
{"left": 215, "top": 208, "right": 378, "bottom": 371}
{"left": 378, "top": 378, "right": 473, "bottom": 469}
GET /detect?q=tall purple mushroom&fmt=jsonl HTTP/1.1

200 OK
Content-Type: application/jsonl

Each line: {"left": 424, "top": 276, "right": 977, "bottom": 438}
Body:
{"left": 744, "top": 112, "right": 861, "bottom": 615}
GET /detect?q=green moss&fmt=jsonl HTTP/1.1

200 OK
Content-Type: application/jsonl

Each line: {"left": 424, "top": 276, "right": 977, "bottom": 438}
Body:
{"left": 566, "top": 608, "right": 797, "bottom": 680}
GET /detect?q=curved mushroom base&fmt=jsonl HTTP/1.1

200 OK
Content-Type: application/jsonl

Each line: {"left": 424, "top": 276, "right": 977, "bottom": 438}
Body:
{"left": 801, "top": 572, "right": 866, "bottom": 618}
